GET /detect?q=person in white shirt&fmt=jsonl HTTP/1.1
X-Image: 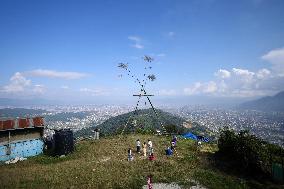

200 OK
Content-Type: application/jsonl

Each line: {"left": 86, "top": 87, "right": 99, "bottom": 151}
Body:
{"left": 147, "top": 139, "right": 153, "bottom": 155}
{"left": 136, "top": 139, "right": 141, "bottom": 153}
{"left": 128, "top": 148, "right": 133, "bottom": 161}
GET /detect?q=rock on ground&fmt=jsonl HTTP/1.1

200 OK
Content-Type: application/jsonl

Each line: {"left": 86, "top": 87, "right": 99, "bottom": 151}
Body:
{"left": 190, "top": 184, "right": 207, "bottom": 189}
{"left": 142, "top": 182, "right": 207, "bottom": 189}
{"left": 142, "top": 183, "right": 181, "bottom": 189}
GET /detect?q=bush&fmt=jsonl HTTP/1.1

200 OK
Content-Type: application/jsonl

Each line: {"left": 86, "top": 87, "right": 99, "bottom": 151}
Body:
{"left": 218, "top": 128, "right": 238, "bottom": 157}
{"left": 217, "top": 127, "right": 283, "bottom": 176}
{"left": 165, "top": 124, "right": 178, "bottom": 134}
{"left": 164, "top": 124, "right": 187, "bottom": 134}
{"left": 135, "top": 127, "right": 155, "bottom": 134}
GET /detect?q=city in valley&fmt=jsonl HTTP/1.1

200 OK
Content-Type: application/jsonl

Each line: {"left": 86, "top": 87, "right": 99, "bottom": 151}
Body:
{"left": 1, "top": 104, "right": 282, "bottom": 147}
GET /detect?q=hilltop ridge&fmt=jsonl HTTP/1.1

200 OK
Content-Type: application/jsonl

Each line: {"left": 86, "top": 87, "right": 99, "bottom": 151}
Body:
{"left": 239, "top": 91, "right": 284, "bottom": 112}
{"left": 75, "top": 108, "right": 187, "bottom": 137}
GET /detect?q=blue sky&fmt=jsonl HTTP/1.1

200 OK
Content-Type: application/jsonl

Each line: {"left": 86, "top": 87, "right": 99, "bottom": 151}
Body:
{"left": 0, "top": 0, "right": 284, "bottom": 104}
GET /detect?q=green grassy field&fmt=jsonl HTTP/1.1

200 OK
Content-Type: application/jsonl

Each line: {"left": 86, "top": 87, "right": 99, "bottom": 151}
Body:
{"left": 0, "top": 134, "right": 282, "bottom": 189}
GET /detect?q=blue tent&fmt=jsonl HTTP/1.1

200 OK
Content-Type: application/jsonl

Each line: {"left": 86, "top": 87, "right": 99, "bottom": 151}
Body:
{"left": 197, "top": 135, "right": 210, "bottom": 143}
{"left": 182, "top": 132, "right": 210, "bottom": 142}
{"left": 202, "top": 137, "right": 210, "bottom": 143}
{"left": 182, "top": 132, "right": 197, "bottom": 140}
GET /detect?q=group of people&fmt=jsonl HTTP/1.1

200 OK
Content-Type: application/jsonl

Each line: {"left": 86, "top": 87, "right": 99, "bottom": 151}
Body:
{"left": 165, "top": 135, "right": 177, "bottom": 156}
{"left": 127, "top": 139, "right": 154, "bottom": 161}
{"left": 127, "top": 136, "right": 178, "bottom": 161}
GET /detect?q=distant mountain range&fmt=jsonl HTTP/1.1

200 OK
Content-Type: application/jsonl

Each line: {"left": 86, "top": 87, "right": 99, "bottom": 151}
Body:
{"left": 0, "top": 98, "right": 60, "bottom": 106}
{"left": 239, "top": 91, "right": 284, "bottom": 112}
{"left": 0, "top": 108, "right": 47, "bottom": 118}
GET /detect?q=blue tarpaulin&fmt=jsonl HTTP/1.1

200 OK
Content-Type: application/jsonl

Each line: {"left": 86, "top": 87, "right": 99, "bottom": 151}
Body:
{"left": 182, "top": 132, "right": 210, "bottom": 142}
{"left": 202, "top": 137, "right": 210, "bottom": 143}
{"left": 182, "top": 132, "right": 197, "bottom": 140}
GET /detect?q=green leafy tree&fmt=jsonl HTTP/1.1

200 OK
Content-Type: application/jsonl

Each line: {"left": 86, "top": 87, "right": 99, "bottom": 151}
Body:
{"left": 217, "top": 127, "right": 283, "bottom": 176}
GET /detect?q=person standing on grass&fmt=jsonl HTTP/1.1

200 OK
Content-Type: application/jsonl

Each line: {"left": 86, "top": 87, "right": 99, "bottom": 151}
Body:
{"left": 136, "top": 139, "right": 141, "bottom": 153}
{"left": 147, "top": 175, "right": 153, "bottom": 189}
{"left": 147, "top": 139, "right": 153, "bottom": 155}
{"left": 171, "top": 141, "right": 175, "bottom": 151}
{"left": 142, "top": 142, "right": 147, "bottom": 157}
{"left": 128, "top": 148, "right": 133, "bottom": 161}
{"left": 172, "top": 135, "right": 177, "bottom": 146}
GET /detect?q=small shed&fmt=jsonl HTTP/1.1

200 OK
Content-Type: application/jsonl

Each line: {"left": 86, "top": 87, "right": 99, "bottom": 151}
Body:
{"left": 0, "top": 117, "right": 45, "bottom": 162}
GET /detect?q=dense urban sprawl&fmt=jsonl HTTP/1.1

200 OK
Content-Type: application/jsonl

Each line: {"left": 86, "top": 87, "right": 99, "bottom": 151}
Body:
{"left": 1, "top": 105, "right": 283, "bottom": 146}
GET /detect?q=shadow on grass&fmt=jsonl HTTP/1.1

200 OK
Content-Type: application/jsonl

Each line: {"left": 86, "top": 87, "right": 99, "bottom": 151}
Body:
{"left": 198, "top": 151, "right": 284, "bottom": 189}
{"left": 29, "top": 154, "right": 75, "bottom": 165}
{"left": 29, "top": 142, "right": 85, "bottom": 165}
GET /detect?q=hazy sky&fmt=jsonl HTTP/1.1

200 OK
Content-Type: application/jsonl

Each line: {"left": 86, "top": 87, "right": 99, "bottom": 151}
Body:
{"left": 0, "top": 0, "right": 284, "bottom": 103}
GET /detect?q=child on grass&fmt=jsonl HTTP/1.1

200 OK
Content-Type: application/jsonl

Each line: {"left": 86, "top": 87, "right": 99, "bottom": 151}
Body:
{"left": 127, "top": 148, "right": 133, "bottom": 161}
{"left": 142, "top": 142, "right": 147, "bottom": 157}
{"left": 136, "top": 139, "right": 141, "bottom": 153}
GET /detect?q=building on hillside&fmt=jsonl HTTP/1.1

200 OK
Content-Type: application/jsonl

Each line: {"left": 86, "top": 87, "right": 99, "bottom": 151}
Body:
{"left": 0, "top": 117, "right": 45, "bottom": 161}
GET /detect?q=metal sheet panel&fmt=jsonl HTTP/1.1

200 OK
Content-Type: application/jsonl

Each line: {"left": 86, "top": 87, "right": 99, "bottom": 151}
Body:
{"left": 0, "top": 145, "right": 7, "bottom": 160}
{"left": 18, "top": 118, "right": 29, "bottom": 128}
{"left": 0, "top": 121, "right": 3, "bottom": 130}
{"left": 33, "top": 117, "right": 44, "bottom": 127}
{"left": 0, "top": 145, "right": 9, "bottom": 161}
{"left": 0, "top": 117, "right": 44, "bottom": 131}
{"left": 3, "top": 120, "right": 14, "bottom": 130}
{"left": 0, "top": 138, "right": 44, "bottom": 161}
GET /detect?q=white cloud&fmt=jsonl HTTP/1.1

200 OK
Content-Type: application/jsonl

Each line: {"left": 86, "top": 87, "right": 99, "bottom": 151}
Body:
{"left": 228, "top": 67, "right": 283, "bottom": 97}
{"left": 80, "top": 88, "right": 109, "bottom": 96}
{"left": 33, "top": 84, "right": 45, "bottom": 94}
{"left": 2, "top": 72, "right": 31, "bottom": 93}
{"left": 80, "top": 88, "right": 94, "bottom": 93}
{"left": 157, "top": 53, "right": 166, "bottom": 57}
{"left": 132, "top": 43, "right": 144, "bottom": 49}
{"left": 262, "top": 47, "right": 284, "bottom": 64}
{"left": 184, "top": 82, "right": 202, "bottom": 95}
{"left": 184, "top": 64, "right": 284, "bottom": 97}
{"left": 204, "top": 81, "right": 217, "bottom": 93}
{"left": 256, "top": 68, "right": 271, "bottom": 79}
{"left": 168, "top": 32, "right": 175, "bottom": 37}
{"left": 61, "top": 85, "right": 69, "bottom": 89}
{"left": 218, "top": 80, "right": 228, "bottom": 93}
{"left": 215, "top": 69, "right": 231, "bottom": 79}
{"left": 206, "top": 46, "right": 284, "bottom": 97}
{"left": 128, "top": 35, "right": 144, "bottom": 49}
{"left": 1, "top": 72, "right": 49, "bottom": 97}
{"left": 232, "top": 68, "right": 255, "bottom": 87}
{"left": 128, "top": 36, "right": 141, "bottom": 42}
{"left": 184, "top": 81, "right": 217, "bottom": 95}
{"left": 26, "top": 69, "right": 89, "bottom": 80}
{"left": 158, "top": 89, "right": 177, "bottom": 96}
{"left": 232, "top": 68, "right": 255, "bottom": 78}
{"left": 229, "top": 89, "right": 268, "bottom": 98}
{"left": 262, "top": 47, "right": 284, "bottom": 76}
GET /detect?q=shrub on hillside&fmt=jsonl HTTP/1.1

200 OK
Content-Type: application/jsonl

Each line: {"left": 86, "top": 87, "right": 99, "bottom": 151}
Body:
{"left": 164, "top": 124, "right": 187, "bottom": 134}
{"left": 217, "top": 127, "right": 283, "bottom": 176}
{"left": 135, "top": 127, "right": 155, "bottom": 134}
{"left": 165, "top": 124, "right": 178, "bottom": 134}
